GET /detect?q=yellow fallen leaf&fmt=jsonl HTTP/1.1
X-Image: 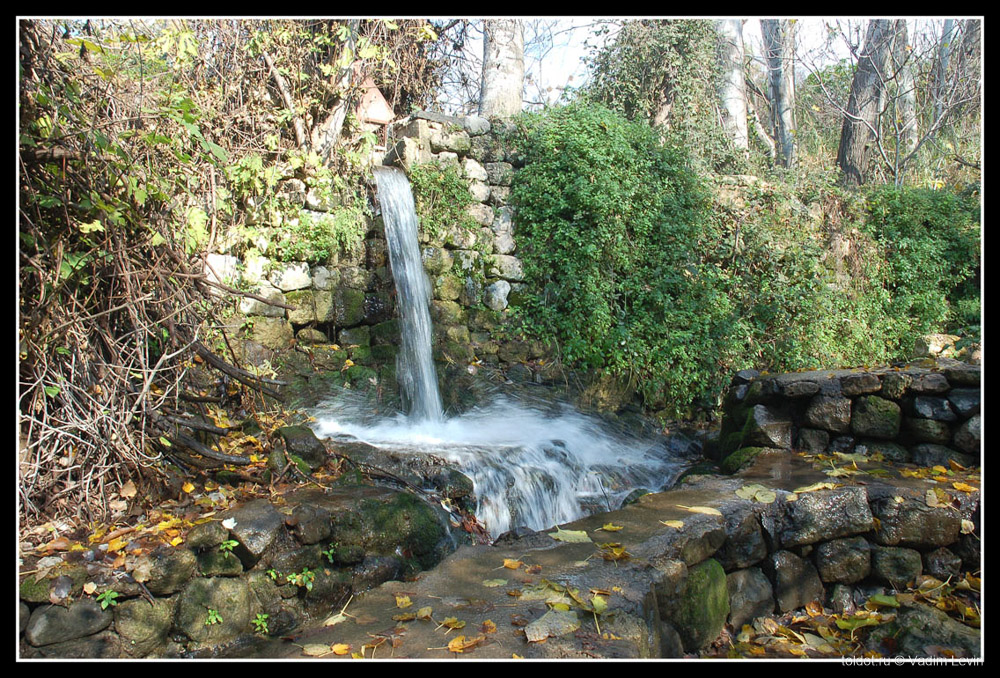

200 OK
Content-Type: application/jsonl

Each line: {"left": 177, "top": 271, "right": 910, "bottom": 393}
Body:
{"left": 549, "top": 527, "right": 592, "bottom": 543}
{"left": 482, "top": 578, "right": 507, "bottom": 587}
{"left": 331, "top": 643, "right": 351, "bottom": 655}
{"left": 675, "top": 505, "right": 722, "bottom": 516}
{"left": 395, "top": 594, "right": 412, "bottom": 608}
{"left": 482, "top": 619, "right": 497, "bottom": 634}
{"left": 107, "top": 537, "right": 128, "bottom": 553}
{"left": 83, "top": 582, "right": 97, "bottom": 595}
{"left": 181, "top": 482, "right": 195, "bottom": 494}
{"left": 417, "top": 606, "right": 433, "bottom": 620}
{"left": 599, "top": 523, "right": 624, "bottom": 532}
{"left": 441, "top": 617, "right": 466, "bottom": 630}
{"left": 952, "top": 482, "right": 977, "bottom": 493}
{"left": 503, "top": 558, "right": 523, "bottom": 569}
{"left": 169, "top": 536, "right": 184, "bottom": 547}
{"left": 300, "top": 643, "right": 333, "bottom": 657}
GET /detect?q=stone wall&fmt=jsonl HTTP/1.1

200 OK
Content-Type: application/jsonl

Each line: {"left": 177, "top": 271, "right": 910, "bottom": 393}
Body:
{"left": 716, "top": 358, "right": 981, "bottom": 473}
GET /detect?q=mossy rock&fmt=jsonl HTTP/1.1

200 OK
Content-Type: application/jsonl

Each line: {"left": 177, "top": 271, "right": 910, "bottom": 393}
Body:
{"left": 672, "top": 558, "right": 729, "bottom": 652}
{"left": 720, "top": 446, "right": 769, "bottom": 474}
{"left": 851, "top": 396, "right": 901, "bottom": 439}
{"left": 360, "top": 493, "right": 447, "bottom": 570}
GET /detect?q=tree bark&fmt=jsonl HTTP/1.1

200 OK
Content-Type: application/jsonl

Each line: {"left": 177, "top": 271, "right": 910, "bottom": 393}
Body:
{"left": 761, "top": 19, "right": 796, "bottom": 168}
{"left": 892, "top": 20, "right": 918, "bottom": 161}
{"left": 932, "top": 19, "right": 956, "bottom": 123}
{"left": 478, "top": 19, "right": 525, "bottom": 119}
{"left": 836, "top": 19, "right": 894, "bottom": 188}
{"left": 716, "top": 19, "right": 748, "bottom": 153}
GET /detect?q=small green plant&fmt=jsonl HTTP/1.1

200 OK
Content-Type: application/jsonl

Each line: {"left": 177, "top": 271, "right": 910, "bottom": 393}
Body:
{"left": 96, "top": 590, "right": 119, "bottom": 610}
{"left": 252, "top": 613, "right": 270, "bottom": 635}
{"left": 218, "top": 539, "right": 238, "bottom": 555}
{"left": 205, "top": 608, "right": 223, "bottom": 625}
{"left": 286, "top": 567, "right": 315, "bottom": 591}
{"left": 266, "top": 568, "right": 279, "bottom": 581}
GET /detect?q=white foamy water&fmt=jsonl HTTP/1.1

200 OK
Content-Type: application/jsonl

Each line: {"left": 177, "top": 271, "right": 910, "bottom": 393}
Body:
{"left": 311, "top": 391, "right": 689, "bottom": 538}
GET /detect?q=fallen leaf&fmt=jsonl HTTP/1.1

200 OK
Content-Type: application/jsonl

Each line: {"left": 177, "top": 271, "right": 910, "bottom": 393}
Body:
{"left": 482, "top": 579, "right": 507, "bottom": 587}
{"left": 120, "top": 481, "right": 137, "bottom": 499}
{"left": 952, "top": 482, "right": 977, "bottom": 493}
{"left": 300, "top": 643, "right": 333, "bottom": 657}
{"left": 331, "top": 643, "right": 351, "bottom": 655}
{"left": 221, "top": 518, "right": 237, "bottom": 529}
{"left": 525, "top": 609, "right": 580, "bottom": 642}
{"left": 395, "top": 595, "right": 413, "bottom": 608}
{"left": 502, "top": 559, "right": 523, "bottom": 569}
{"left": 659, "top": 519, "right": 684, "bottom": 529}
{"left": 675, "top": 504, "right": 722, "bottom": 516}
{"left": 525, "top": 564, "right": 542, "bottom": 574}
{"left": 416, "top": 606, "right": 433, "bottom": 620}
{"left": 599, "top": 523, "right": 624, "bottom": 532}
{"left": 181, "top": 482, "right": 195, "bottom": 494}
{"left": 83, "top": 581, "right": 98, "bottom": 595}
{"left": 440, "top": 617, "right": 466, "bottom": 630}
{"left": 548, "top": 527, "right": 592, "bottom": 543}
{"left": 481, "top": 619, "right": 497, "bottom": 634}
{"left": 961, "top": 519, "right": 976, "bottom": 534}
{"left": 392, "top": 612, "right": 417, "bottom": 621}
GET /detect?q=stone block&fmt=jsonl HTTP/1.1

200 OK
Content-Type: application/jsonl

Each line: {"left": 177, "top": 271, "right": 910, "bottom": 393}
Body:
{"left": 804, "top": 395, "right": 852, "bottom": 433}
{"left": 761, "top": 550, "right": 825, "bottom": 613}
{"left": 726, "top": 567, "right": 774, "bottom": 628}
{"left": 813, "top": 537, "right": 871, "bottom": 583}
{"left": 851, "top": 396, "right": 901, "bottom": 439}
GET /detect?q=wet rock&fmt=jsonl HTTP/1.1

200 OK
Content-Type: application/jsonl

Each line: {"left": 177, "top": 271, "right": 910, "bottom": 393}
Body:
{"left": 431, "top": 469, "right": 474, "bottom": 501}
{"left": 870, "top": 545, "right": 923, "bottom": 586}
{"left": 947, "top": 388, "right": 981, "bottom": 418}
{"left": 951, "top": 414, "right": 980, "bottom": 455}
{"left": 907, "top": 396, "right": 957, "bottom": 422}
{"left": 633, "top": 512, "right": 726, "bottom": 568}
{"left": 714, "top": 502, "right": 767, "bottom": 571}
{"left": 851, "top": 396, "right": 901, "bottom": 439}
{"left": 744, "top": 404, "right": 793, "bottom": 449}
{"left": 780, "top": 380, "right": 820, "bottom": 398}
{"left": 796, "top": 428, "right": 829, "bottom": 453}
{"left": 25, "top": 598, "right": 112, "bottom": 647}
{"left": 223, "top": 499, "right": 285, "bottom": 568}
{"left": 671, "top": 558, "right": 729, "bottom": 651}
{"left": 277, "top": 426, "right": 327, "bottom": 470}
{"left": 302, "top": 568, "right": 352, "bottom": 610}
{"left": 942, "top": 363, "right": 979, "bottom": 387}
{"left": 879, "top": 372, "right": 912, "bottom": 399}
{"left": 902, "top": 417, "right": 952, "bottom": 444}
{"left": 197, "top": 550, "right": 244, "bottom": 577}
{"left": 726, "top": 567, "right": 774, "bottom": 628}
{"left": 285, "top": 504, "right": 332, "bottom": 545}
{"left": 910, "top": 443, "right": 976, "bottom": 468}
{"left": 841, "top": 373, "right": 882, "bottom": 396}
{"left": 658, "top": 620, "right": 685, "bottom": 658}
{"left": 909, "top": 372, "right": 950, "bottom": 394}
{"left": 767, "top": 487, "right": 873, "bottom": 548}
{"left": 352, "top": 555, "right": 404, "bottom": 591}
{"left": 761, "top": 550, "right": 825, "bottom": 613}
{"left": 868, "top": 603, "right": 981, "bottom": 658}
{"left": 813, "top": 537, "right": 871, "bottom": 584}
{"left": 804, "top": 395, "right": 852, "bottom": 433}
{"left": 868, "top": 489, "right": 962, "bottom": 548}
{"left": 827, "top": 584, "right": 856, "bottom": 615}
{"left": 922, "top": 547, "right": 963, "bottom": 581}
{"left": 175, "top": 577, "right": 257, "bottom": 645}
{"left": 31, "top": 630, "right": 122, "bottom": 658}
{"left": 185, "top": 521, "right": 230, "bottom": 550}
{"left": 19, "top": 602, "right": 29, "bottom": 634}
{"left": 854, "top": 440, "right": 909, "bottom": 462}
{"left": 115, "top": 597, "right": 176, "bottom": 657}
{"left": 269, "top": 544, "right": 326, "bottom": 576}
{"left": 131, "top": 546, "right": 198, "bottom": 596}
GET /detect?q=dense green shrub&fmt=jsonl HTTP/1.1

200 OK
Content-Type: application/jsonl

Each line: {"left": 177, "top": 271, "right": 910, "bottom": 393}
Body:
{"left": 862, "top": 186, "right": 981, "bottom": 342}
{"left": 510, "top": 102, "right": 737, "bottom": 413}
{"left": 408, "top": 160, "right": 477, "bottom": 240}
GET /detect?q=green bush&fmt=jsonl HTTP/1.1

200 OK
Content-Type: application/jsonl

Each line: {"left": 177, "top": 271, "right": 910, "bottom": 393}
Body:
{"left": 510, "top": 102, "right": 736, "bottom": 414}
{"left": 863, "top": 186, "right": 981, "bottom": 342}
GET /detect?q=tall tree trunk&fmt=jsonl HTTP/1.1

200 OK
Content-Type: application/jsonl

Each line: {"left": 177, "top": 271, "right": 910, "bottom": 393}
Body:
{"left": 478, "top": 19, "right": 524, "bottom": 118}
{"left": 716, "top": 19, "right": 748, "bottom": 153}
{"left": 932, "top": 19, "right": 956, "bottom": 123}
{"left": 891, "top": 20, "right": 918, "bottom": 177}
{"left": 312, "top": 19, "right": 360, "bottom": 163}
{"left": 836, "top": 19, "right": 894, "bottom": 188}
{"left": 761, "top": 19, "right": 796, "bottom": 167}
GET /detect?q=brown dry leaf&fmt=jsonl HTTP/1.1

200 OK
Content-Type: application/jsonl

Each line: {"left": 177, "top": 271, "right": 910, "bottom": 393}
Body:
{"left": 503, "top": 558, "right": 523, "bottom": 569}
{"left": 447, "top": 634, "right": 486, "bottom": 653}
{"left": 120, "top": 481, "right": 137, "bottom": 499}
{"left": 507, "top": 589, "right": 522, "bottom": 597}
{"left": 482, "top": 619, "right": 497, "bottom": 634}
{"left": 525, "top": 564, "right": 542, "bottom": 574}
{"left": 805, "top": 600, "right": 824, "bottom": 617}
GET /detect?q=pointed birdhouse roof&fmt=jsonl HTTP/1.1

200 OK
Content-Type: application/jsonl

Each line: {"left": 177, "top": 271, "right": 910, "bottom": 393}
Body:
{"left": 356, "top": 77, "right": 394, "bottom": 125}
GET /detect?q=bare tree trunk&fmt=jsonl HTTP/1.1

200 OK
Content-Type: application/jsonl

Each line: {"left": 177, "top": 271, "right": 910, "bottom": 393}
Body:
{"left": 892, "top": 20, "right": 918, "bottom": 161}
{"left": 312, "top": 19, "right": 360, "bottom": 163}
{"left": 761, "top": 19, "right": 796, "bottom": 168}
{"left": 932, "top": 19, "right": 956, "bottom": 123}
{"left": 478, "top": 19, "right": 524, "bottom": 119}
{"left": 716, "top": 19, "right": 748, "bottom": 153}
{"left": 836, "top": 19, "right": 894, "bottom": 187}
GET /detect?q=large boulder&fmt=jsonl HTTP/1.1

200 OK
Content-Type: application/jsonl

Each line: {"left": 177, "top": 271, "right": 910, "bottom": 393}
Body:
{"left": 25, "top": 599, "right": 112, "bottom": 647}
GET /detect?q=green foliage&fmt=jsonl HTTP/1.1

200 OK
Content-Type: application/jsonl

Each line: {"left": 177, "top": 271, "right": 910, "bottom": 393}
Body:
{"left": 96, "top": 590, "right": 119, "bottom": 610}
{"left": 252, "top": 613, "right": 270, "bottom": 635}
{"left": 407, "top": 160, "right": 477, "bottom": 241}
{"left": 205, "top": 608, "right": 223, "bottom": 625}
{"left": 218, "top": 539, "right": 238, "bottom": 554}
{"left": 862, "top": 185, "right": 981, "bottom": 340}
{"left": 275, "top": 202, "right": 367, "bottom": 265}
{"left": 287, "top": 567, "right": 315, "bottom": 591}
{"left": 510, "top": 102, "right": 732, "bottom": 413}
{"left": 583, "top": 20, "right": 746, "bottom": 173}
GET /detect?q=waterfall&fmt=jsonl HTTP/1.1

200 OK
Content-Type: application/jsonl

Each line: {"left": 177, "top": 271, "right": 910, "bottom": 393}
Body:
{"left": 311, "top": 165, "right": 693, "bottom": 539}
{"left": 373, "top": 166, "right": 443, "bottom": 422}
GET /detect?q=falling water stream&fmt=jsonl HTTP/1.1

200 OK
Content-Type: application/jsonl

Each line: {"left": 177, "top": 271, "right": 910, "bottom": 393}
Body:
{"left": 310, "top": 167, "right": 692, "bottom": 539}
